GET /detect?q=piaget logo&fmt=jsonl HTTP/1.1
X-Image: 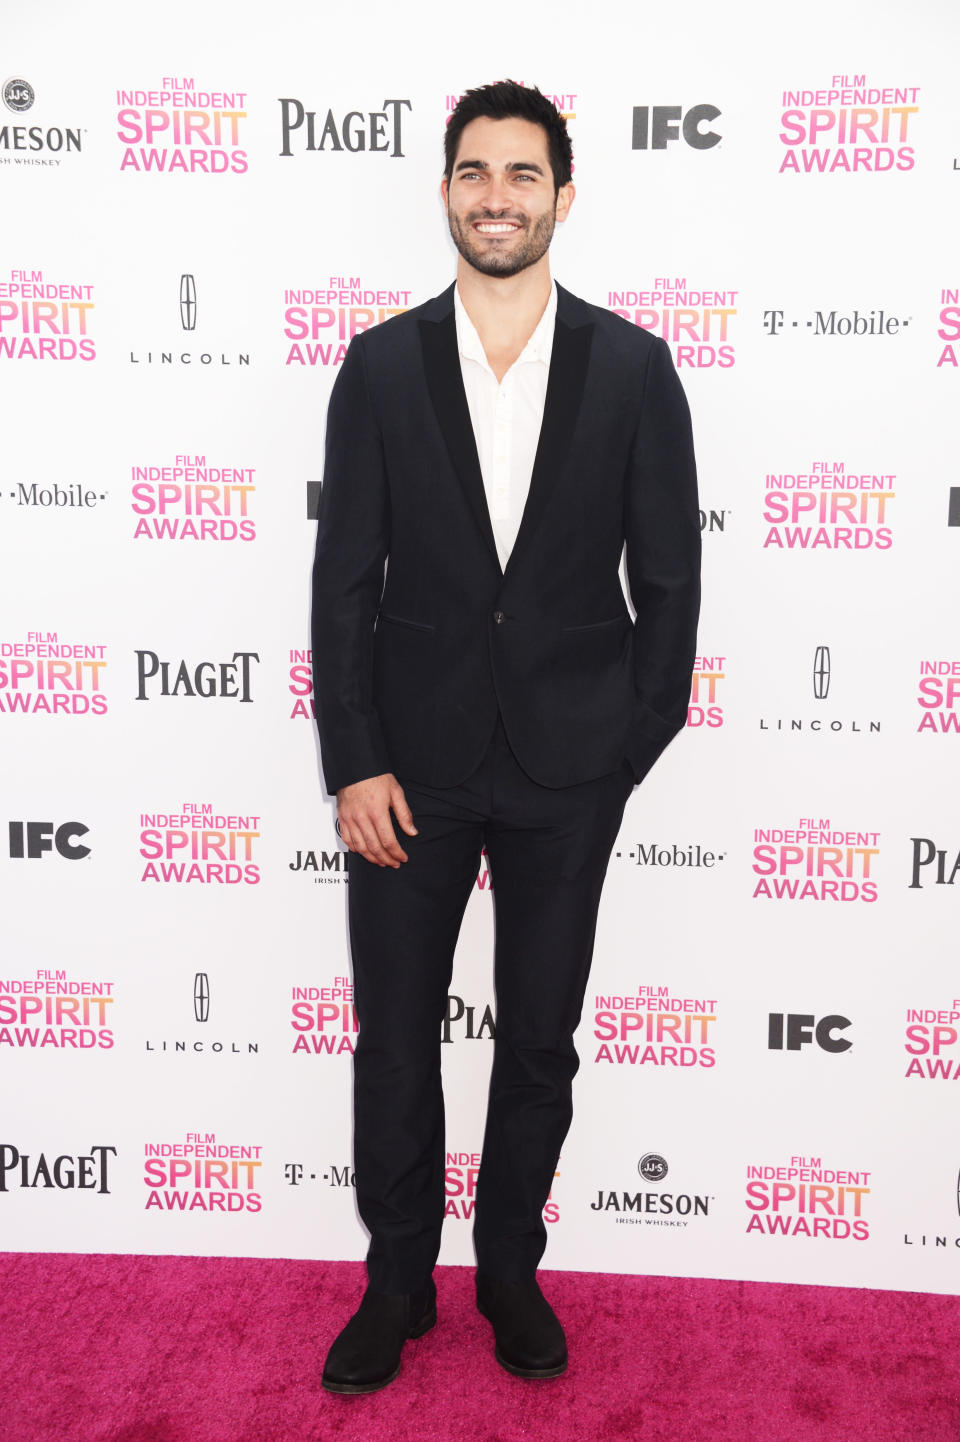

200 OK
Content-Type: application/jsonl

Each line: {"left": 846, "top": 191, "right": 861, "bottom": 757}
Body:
{"left": 134, "top": 649, "right": 258, "bottom": 701}
{"left": 908, "top": 838, "right": 960, "bottom": 889}
{"left": 0, "top": 1144, "right": 116, "bottom": 1193}
{"left": 279, "top": 99, "right": 411, "bottom": 158}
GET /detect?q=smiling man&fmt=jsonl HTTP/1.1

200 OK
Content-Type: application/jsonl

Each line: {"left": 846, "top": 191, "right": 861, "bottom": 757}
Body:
{"left": 312, "top": 81, "right": 700, "bottom": 1393}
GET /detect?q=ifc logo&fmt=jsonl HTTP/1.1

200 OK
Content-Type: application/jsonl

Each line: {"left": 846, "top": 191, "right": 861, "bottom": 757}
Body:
{"left": 638, "top": 1152, "right": 668, "bottom": 1183}
{"left": 3, "top": 78, "right": 35, "bottom": 113}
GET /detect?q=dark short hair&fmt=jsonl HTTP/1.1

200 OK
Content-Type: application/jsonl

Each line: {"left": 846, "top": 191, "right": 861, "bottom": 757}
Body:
{"left": 444, "top": 80, "right": 573, "bottom": 193}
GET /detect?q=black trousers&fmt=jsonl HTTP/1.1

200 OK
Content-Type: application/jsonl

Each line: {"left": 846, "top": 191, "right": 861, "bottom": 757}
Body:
{"left": 347, "top": 719, "right": 634, "bottom": 1292}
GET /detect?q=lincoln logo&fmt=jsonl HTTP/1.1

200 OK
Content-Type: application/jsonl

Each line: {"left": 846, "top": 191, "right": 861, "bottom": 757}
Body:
{"left": 180, "top": 274, "right": 197, "bottom": 331}
{"left": 813, "top": 645, "right": 831, "bottom": 700}
{"left": 194, "top": 972, "right": 210, "bottom": 1023}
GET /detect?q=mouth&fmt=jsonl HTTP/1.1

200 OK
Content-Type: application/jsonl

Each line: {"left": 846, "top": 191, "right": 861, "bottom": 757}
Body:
{"left": 472, "top": 221, "right": 523, "bottom": 236}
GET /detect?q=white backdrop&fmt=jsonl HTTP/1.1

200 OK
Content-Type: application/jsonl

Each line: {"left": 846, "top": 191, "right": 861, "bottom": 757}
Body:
{"left": 2, "top": 0, "right": 959, "bottom": 1296}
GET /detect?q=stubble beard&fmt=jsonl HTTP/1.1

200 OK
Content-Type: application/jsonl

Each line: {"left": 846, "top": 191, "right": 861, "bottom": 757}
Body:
{"left": 447, "top": 205, "right": 557, "bottom": 278}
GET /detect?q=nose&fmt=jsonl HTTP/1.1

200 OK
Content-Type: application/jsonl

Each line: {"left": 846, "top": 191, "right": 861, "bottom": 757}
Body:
{"left": 485, "top": 172, "right": 510, "bottom": 211}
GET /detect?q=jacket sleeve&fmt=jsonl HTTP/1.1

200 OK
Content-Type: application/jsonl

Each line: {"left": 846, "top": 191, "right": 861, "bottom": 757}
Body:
{"left": 623, "top": 337, "right": 701, "bottom": 784}
{"left": 311, "top": 334, "right": 392, "bottom": 794}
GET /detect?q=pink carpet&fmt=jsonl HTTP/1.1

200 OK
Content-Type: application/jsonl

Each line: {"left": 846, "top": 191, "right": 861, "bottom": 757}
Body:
{"left": 1, "top": 1254, "right": 958, "bottom": 1441}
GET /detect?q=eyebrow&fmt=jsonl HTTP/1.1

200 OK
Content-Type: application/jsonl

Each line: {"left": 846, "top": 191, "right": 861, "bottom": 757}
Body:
{"left": 454, "top": 159, "right": 546, "bottom": 175}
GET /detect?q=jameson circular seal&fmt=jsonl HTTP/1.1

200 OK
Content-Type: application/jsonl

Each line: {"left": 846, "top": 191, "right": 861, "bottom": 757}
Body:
{"left": 639, "top": 1153, "right": 668, "bottom": 1183}
{"left": 3, "top": 78, "right": 35, "bottom": 113}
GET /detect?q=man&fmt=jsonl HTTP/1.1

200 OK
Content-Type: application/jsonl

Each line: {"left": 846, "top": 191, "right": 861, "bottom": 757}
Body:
{"left": 312, "top": 81, "right": 700, "bottom": 1393}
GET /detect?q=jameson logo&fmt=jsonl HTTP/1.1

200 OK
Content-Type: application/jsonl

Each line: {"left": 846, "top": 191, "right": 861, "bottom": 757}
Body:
{"left": 591, "top": 1155, "right": 711, "bottom": 1227}
{"left": 0, "top": 79, "right": 84, "bottom": 165}
{"left": 289, "top": 846, "right": 349, "bottom": 881}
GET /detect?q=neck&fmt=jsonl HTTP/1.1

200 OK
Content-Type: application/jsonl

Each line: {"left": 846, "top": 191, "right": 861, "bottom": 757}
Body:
{"left": 455, "top": 255, "right": 553, "bottom": 357}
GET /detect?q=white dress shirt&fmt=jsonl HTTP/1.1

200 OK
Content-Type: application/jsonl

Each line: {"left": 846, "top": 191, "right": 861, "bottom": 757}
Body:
{"left": 454, "top": 281, "right": 557, "bottom": 570}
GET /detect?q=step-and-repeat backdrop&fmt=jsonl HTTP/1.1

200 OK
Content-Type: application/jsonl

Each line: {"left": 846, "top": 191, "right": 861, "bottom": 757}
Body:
{"left": 2, "top": 0, "right": 958, "bottom": 1295}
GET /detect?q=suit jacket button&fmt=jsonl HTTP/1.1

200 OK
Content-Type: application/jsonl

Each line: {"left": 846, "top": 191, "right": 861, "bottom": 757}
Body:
{"left": 493, "top": 610, "right": 505, "bottom": 624}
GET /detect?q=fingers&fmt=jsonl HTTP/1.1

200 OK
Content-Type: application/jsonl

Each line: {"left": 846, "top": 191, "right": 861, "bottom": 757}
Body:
{"left": 391, "top": 783, "right": 419, "bottom": 838}
{"left": 337, "top": 774, "right": 413, "bottom": 868}
{"left": 343, "top": 813, "right": 407, "bottom": 868}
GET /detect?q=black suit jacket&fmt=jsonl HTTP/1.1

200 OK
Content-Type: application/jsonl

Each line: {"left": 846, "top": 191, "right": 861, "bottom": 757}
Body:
{"left": 311, "top": 281, "right": 700, "bottom": 794}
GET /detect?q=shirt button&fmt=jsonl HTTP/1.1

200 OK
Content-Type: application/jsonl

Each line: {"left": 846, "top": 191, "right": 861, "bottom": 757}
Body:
{"left": 493, "top": 610, "right": 505, "bottom": 624}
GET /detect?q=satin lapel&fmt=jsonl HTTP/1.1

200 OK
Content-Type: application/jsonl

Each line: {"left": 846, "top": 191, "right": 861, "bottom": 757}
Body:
{"left": 504, "top": 313, "right": 594, "bottom": 579}
{"left": 419, "top": 311, "right": 501, "bottom": 570}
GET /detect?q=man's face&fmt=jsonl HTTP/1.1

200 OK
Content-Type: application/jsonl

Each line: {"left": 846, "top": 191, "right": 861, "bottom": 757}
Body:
{"left": 441, "top": 115, "right": 574, "bottom": 279}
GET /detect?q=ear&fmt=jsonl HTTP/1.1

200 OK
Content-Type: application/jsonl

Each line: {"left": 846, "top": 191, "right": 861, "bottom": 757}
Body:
{"left": 440, "top": 175, "right": 449, "bottom": 215}
{"left": 555, "top": 182, "right": 575, "bottom": 224}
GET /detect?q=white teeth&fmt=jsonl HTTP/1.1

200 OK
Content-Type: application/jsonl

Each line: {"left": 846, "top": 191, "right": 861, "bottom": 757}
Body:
{"left": 476, "top": 223, "right": 518, "bottom": 233}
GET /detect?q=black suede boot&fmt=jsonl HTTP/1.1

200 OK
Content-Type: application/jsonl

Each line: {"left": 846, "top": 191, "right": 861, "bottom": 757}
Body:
{"left": 322, "top": 1279, "right": 437, "bottom": 1394}
{"left": 476, "top": 1275, "right": 567, "bottom": 1378}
